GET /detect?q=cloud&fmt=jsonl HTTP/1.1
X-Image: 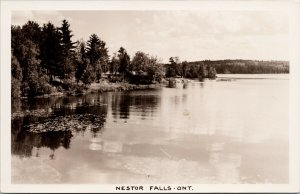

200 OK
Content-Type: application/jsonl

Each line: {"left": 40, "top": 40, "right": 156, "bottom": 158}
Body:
{"left": 11, "top": 10, "right": 289, "bottom": 61}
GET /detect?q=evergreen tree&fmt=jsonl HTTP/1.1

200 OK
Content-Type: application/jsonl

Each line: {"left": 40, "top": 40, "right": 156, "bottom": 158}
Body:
{"left": 59, "top": 20, "right": 75, "bottom": 54}
{"left": 59, "top": 20, "right": 76, "bottom": 79}
{"left": 87, "top": 34, "right": 108, "bottom": 82}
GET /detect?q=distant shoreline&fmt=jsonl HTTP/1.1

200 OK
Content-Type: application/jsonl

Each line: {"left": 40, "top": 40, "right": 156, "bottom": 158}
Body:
{"left": 216, "top": 73, "right": 289, "bottom": 80}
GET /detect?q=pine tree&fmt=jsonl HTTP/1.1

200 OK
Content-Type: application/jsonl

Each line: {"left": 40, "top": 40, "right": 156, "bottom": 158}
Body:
{"left": 87, "top": 34, "right": 108, "bottom": 82}
{"left": 59, "top": 20, "right": 76, "bottom": 79}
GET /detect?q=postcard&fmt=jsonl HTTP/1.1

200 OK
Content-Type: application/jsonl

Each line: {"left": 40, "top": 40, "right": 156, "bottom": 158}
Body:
{"left": 1, "top": 0, "right": 299, "bottom": 193}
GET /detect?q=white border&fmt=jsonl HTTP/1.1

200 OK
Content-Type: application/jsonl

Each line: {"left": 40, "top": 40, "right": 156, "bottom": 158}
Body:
{"left": 1, "top": 0, "right": 299, "bottom": 193}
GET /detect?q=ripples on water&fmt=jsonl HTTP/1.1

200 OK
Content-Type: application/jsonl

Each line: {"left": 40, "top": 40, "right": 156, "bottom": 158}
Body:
{"left": 11, "top": 75, "right": 289, "bottom": 184}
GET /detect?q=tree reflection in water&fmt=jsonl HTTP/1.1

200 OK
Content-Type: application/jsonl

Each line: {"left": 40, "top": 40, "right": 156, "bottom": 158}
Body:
{"left": 11, "top": 90, "right": 160, "bottom": 159}
{"left": 11, "top": 93, "right": 109, "bottom": 159}
{"left": 110, "top": 91, "right": 159, "bottom": 121}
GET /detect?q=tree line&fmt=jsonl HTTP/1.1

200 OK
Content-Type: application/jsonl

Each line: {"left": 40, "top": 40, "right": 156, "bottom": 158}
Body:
{"left": 188, "top": 60, "right": 289, "bottom": 74}
{"left": 163, "top": 59, "right": 289, "bottom": 79}
{"left": 11, "top": 19, "right": 289, "bottom": 98}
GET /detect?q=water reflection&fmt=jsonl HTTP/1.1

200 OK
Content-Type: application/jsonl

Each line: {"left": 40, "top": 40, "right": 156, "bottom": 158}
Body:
{"left": 11, "top": 76, "right": 289, "bottom": 184}
{"left": 110, "top": 91, "right": 160, "bottom": 121}
{"left": 12, "top": 93, "right": 109, "bottom": 158}
{"left": 12, "top": 91, "right": 161, "bottom": 158}
{"left": 12, "top": 118, "right": 73, "bottom": 159}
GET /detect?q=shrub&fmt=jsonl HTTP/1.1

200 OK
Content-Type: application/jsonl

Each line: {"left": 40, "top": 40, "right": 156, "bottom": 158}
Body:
{"left": 38, "top": 75, "right": 53, "bottom": 94}
{"left": 61, "top": 79, "right": 75, "bottom": 91}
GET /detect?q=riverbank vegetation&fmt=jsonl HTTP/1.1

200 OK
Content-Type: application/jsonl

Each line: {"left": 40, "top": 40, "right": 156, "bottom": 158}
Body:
{"left": 11, "top": 20, "right": 289, "bottom": 98}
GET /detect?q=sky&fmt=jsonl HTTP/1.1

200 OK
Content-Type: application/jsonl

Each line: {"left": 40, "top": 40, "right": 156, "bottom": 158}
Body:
{"left": 12, "top": 11, "right": 289, "bottom": 62}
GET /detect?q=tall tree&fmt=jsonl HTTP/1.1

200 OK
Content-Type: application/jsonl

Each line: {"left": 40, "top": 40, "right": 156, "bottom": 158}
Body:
{"left": 75, "top": 40, "right": 90, "bottom": 84}
{"left": 109, "top": 53, "right": 119, "bottom": 75}
{"left": 40, "top": 22, "right": 63, "bottom": 80}
{"left": 87, "top": 34, "right": 108, "bottom": 82}
{"left": 166, "top": 57, "right": 180, "bottom": 77}
{"left": 59, "top": 20, "right": 75, "bottom": 54}
{"left": 117, "top": 47, "right": 130, "bottom": 81}
{"left": 59, "top": 20, "right": 76, "bottom": 79}
{"left": 181, "top": 61, "right": 188, "bottom": 78}
{"left": 12, "top": 21, "right": 54, "bottom": 97}
{"left": 18, "top": 39, "right": 42, "bottom": 97}
{"left": 99, "top": 41, "right": 109, "bottom": 74}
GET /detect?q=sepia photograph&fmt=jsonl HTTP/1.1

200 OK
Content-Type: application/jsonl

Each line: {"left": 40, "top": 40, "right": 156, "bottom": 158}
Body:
{"left": 1, "top": 0, "right": 299, "bottom": 193}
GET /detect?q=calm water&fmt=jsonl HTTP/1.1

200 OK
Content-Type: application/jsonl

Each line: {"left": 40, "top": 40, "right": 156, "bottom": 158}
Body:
{"left": 11, "top": 74, "right": 289, "bottom": 184}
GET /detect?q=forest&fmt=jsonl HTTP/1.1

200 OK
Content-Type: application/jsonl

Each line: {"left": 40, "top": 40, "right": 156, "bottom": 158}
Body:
{"left": 187, "top": 60, "right": 289, "bottom": 74}
{"left": 11, "top": 20, "right": 289, "bottom": 98}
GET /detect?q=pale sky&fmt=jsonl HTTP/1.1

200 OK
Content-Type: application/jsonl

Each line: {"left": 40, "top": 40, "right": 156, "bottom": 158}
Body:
{"left": 12, "top": 11, "right": 289, "bottom": 62}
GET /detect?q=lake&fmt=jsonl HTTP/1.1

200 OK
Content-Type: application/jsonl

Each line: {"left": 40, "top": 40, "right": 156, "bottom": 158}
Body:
{"left": 11, "top": 74, "right": 289, "bottom": 184}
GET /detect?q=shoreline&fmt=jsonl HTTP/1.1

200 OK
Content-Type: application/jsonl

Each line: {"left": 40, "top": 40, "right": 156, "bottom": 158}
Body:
{"left": 14, "top": 73, "right": 289, "bottom": 99}
{"left": 18, "top": 81, "right": 162, "bottom": 99}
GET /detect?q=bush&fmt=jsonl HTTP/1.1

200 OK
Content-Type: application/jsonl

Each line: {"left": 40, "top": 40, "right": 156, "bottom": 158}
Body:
{"left": 38, "top": 81, "right": 53, "bottom": 94}
{"left": 38, "top": 75, "right": 53, "bottom": 94}
{"left": 108, "top": 75, "right": 123, "bottom": 83}
{"left": 61, "top": 79, "right": 75, "bottom": 91}
{"left": 82, "top": 69, "right": 95, "bottom": 86}
{"left": 128, "top": 74, "right": 153, "bottom": 85}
